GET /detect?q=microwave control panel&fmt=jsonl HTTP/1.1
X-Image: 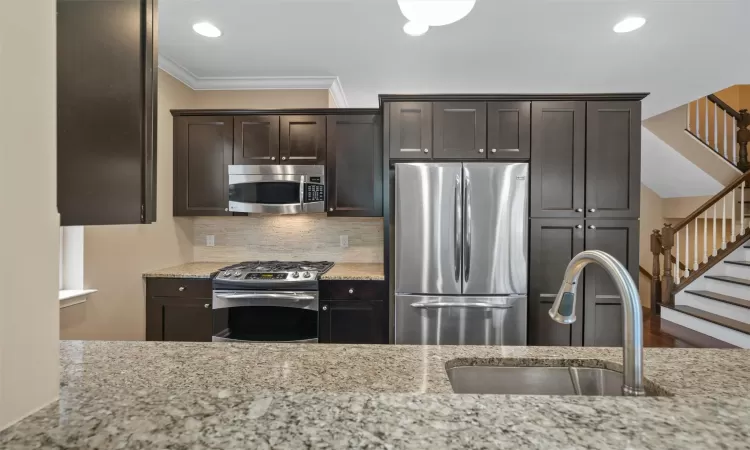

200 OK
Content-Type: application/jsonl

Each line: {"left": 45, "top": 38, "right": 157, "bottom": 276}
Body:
{"left": 305, "top": 183, "right": 325, "bottom": 202}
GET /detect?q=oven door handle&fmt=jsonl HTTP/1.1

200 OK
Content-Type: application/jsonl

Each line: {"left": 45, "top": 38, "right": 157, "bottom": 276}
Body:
{"left": 216, "top": 293, "right": 316, "bottom": 302}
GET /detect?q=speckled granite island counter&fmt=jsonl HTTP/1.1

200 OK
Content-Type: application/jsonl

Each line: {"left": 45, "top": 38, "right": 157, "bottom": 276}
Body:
{"left": 3, "top": 342, "right": 750, "bottom": 449}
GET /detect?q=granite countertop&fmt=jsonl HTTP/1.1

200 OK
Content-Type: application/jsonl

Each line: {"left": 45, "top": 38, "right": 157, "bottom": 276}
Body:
{"left": 142, "top": 262, "right": 236, "bottom": 279}
{"left": 3, "top": 341, "right": 750, "bottom": 449}
{"left": 320, "top": 263, "right": 384, "bottom": 280}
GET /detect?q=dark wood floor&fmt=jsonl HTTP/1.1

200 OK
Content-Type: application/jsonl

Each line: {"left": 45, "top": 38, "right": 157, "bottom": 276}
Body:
{"left": 643, "top": 309, "right": 693, "bottom": 348}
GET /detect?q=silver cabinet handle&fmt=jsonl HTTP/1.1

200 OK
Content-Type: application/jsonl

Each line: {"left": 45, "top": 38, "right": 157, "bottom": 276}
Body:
{"left": 575, "top": 208, "right": 583, "bottom": 212}
{"left": 491, "top": 149, "right": 497, "bottom": 153}
{"left": 204, "top": 303, "right": 210, "bottom": 309}
{"left": 282, "top": 156, "right": 287, "bottom": 161}
{"left": 454, "top": 173, "right": 461, "bottom": 284}
{"left": 411, "top": 302, "right": 514, "bottom": 309}
{"left": 575, "top": 224, "right": 583, "bottom": 229}
{"left": 225, "top": 208, "right": 229, "bottom": 212}
{"left": 588, "top": 208, "right": 596, "bottom": 213}
{"left": 423, "top": 148, "right": 429, "bottom": 153}
{"left": 322, "top": 305, "right": 328, "bottom": 311}
{"left": 329, "top": 207, "right": 334, "bottom": 212}
{"left": 178, "top": 286, "right": 185, "bottom": 292}
{"left": 299, "top": 176, "right": 304, "bottom": 210}
{"left": 478, "top": 148, "right": 484, "bottom": 153}
{"left": 271, "top": 156, "right": 276, "bottom": 161}
{"left": 464, "top": 173, "right": 472, "bottom": 283}
{"left": 588, "top": 225, "right": 596, "bottom": 229}
{"left": 348, "top": 288, "right": 354, "bottom": 294}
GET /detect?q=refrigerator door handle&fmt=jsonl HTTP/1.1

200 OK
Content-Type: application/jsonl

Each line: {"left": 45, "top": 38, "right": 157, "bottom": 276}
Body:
{"left": 454, "top": 173, "right": 461, "bottom": 284}
{"left": 410, "top": 301, "right": 514, "bottom": 309}
{"left": 463, "top": 173, "right": 472, "bottom": 283}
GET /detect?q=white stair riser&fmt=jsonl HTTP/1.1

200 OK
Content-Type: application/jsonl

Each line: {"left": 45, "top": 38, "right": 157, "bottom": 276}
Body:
{"left": 723, "top": 263, "right": 750, "bottom": 278}
{"left": 679, "top": 293, "right": 750, "bottom": 323}
{"left": 705, "top": 278, "right": 750, "bottom": 301}
{"left": 661, "top": 308, "right": 750, "bottom": 348}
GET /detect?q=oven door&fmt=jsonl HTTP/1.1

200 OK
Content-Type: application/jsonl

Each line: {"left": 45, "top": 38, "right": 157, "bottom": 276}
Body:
{"left": 228, "top": 165, "right": 325, "bottom": 214}
{"left": 212, "top": 290, "right": 319, "bottom": 343}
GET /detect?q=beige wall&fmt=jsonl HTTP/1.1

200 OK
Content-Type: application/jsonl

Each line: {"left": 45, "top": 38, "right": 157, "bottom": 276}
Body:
{"left": 0, "top": 1, "right": 59, "bottom": 429}
{"left": 190, "top": 89, "right": 329, "bottom": 110}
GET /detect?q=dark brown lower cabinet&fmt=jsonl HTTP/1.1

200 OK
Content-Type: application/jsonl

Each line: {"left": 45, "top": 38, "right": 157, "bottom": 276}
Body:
{"left": 319, "top": 280, "right": 387, "bottom": 344}
{"left": 528, "top": 219, "right": 638, "bottom": 347}
{"left": 146, "top": 278, "right": 213, "bottom": 342}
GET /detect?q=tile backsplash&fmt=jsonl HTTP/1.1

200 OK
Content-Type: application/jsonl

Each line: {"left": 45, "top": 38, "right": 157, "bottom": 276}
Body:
{"left": 193, "top": 216, "right": 384, "bottom": 263}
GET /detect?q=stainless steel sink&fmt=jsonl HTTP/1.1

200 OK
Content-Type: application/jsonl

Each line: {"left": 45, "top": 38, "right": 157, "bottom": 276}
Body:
{"left": 447, "top": 366, "right": 656, "bottom": 396}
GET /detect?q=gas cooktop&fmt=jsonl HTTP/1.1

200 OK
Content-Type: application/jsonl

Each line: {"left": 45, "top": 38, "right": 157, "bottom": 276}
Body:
{"left": 214, "top": 261, "right": 334, "bottom": 284}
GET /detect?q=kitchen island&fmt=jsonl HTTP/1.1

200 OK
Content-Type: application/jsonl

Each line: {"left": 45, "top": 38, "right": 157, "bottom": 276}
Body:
{"left": 2, "top": 341, "right": 750, "bottom": 449}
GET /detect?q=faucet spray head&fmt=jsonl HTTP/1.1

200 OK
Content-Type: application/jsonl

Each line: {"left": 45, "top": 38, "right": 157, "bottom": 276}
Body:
{"left": 549, "top": 282, "right": 577, "bottom": 324}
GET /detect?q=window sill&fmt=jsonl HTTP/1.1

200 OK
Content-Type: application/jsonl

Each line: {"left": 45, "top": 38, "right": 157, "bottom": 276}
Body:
{"left": 59, "top": 289, "right": 97, "bottom": 309}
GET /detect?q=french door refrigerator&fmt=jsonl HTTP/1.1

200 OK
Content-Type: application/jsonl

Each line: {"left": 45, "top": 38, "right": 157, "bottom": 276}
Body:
{"left": 394, "top": 162, "right": 528, "bottom": 345}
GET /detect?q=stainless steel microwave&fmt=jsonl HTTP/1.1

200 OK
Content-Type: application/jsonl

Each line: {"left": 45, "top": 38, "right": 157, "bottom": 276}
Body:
{"left": 228, "top": 165, "right": 325, "bottom": 214}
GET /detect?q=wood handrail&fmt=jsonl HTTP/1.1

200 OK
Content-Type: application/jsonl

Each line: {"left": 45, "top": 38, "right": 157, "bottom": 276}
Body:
{"left": 707, "top": 94, "right": 742, "bottom": 120}
{"left": 672, "top": 171, "right": 750, "bottom": 231}
{"left": 639, "top": 266, "right": 651, "bottom": 278}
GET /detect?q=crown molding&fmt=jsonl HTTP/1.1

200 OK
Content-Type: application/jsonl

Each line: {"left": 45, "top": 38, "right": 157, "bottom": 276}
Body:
{"left": 158, "top": 55, "right": 348, "bottom": 107}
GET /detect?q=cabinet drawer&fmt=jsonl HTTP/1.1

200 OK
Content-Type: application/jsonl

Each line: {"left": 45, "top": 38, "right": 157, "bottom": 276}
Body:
{"left": 319, "top": 280, "right": 386, "bottom": 301}
{"left": 146, "top": 278, "right": 212, "bottom": 299}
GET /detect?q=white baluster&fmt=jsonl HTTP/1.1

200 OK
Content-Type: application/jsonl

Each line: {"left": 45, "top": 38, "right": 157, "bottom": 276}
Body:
{"left": 705, "top": 97, "right": 710, "bottom": 145}
{"left": 732, "top": 188, "right": 736, "bottom": 242}
{"left": 693, "top": 218, "right": 699, "bottom": 270}
{"left": 714, "top": 102, "right": 719, "bottom": 152}
{"left": 713, "top": 203, "right": 718, "bottom": 256}
{"left": 675, "top": 230, "right": 680, "bottom": 283}
{"left": 696, "top": 100, "right": 700, "bottom": 138}
{"left": 703, "top": 210, "right": 708, "bottom": 263}
{"left": 684, "top": 224, "right": 690, "bottom": 278}
{"left": 734, "top": 116, "right": 738, "bottom": 164}
{"left": 742, "top": 181, "right": 746, "bottom": 232}
{"left": 724, "top": 109, "right": 728, "bottom": 159}
{"left": 722, "top": 195, "right": 727, "bottom": 250}
{"left": 687, "top": 100, "right": 691, "bottom": 133}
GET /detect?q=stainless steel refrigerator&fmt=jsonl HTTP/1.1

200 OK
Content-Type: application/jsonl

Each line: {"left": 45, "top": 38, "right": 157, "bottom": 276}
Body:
{"left": 394, "top": 162, "right": 528, "bottom": 345}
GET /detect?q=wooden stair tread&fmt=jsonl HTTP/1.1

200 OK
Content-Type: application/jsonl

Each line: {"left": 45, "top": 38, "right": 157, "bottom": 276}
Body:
{"left": 704, "top": 275, "right": 750, "bottom": 287}
{"left": 725, "top": 260, "right": 750, "bottom": 267}
{"left": 662, "top": 304, "right": 750, "bottom": 334}
{"left": 684, "top": 290, "right": 750, "bottom": 309}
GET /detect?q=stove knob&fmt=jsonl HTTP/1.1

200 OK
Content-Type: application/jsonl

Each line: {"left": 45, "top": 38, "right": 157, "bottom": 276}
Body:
{"left": 292, "top": 272, "right": 300, "bottom": 278}
{"left": 303, "top": 271, "right": 311, "bottom": 278}
{"left": 233, "top": 270, "right": 243, "bottom": 277}
{"left": 222, "top": 270, "right": 233, "bottom": 277}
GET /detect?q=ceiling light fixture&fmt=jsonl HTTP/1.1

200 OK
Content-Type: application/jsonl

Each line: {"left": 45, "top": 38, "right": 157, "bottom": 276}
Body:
{"left": 403, "top": 21, "right": 429, "bottom": 36}
{"left": 192, "top": 22, "right": 222, "bottom": 38}
{"left": 613, "top": 17, "right": 646, "bottom": 33}
{"left": 397, "top": 0, "right": 476, "bottom": 27}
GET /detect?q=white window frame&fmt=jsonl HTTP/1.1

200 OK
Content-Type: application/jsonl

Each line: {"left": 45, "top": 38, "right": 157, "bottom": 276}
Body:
{"left": 59, "top": 226, "right": 96, "bottom": 307}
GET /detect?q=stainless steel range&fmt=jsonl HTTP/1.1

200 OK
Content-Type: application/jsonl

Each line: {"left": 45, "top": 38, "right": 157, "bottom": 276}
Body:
{"left": 212, "top": 261, "right": 334, "bottom": 343}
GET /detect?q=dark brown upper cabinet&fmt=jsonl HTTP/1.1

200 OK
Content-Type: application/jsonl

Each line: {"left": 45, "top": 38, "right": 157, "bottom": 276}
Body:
{"left": 173, "top": 116, "right": 233, "bottom": 217}
{"left": 530, "top": 101, "right": 586, "bottom": 219}
{"left": 388, "top": 102, "right": 433, "bottom": 159}
{"left": 57, "top": 0, "right": 156, "bottom": 225}
{"left": 583, "top": 219, "right": 638, "bottom": 346}
{"left": 585, "top": 102, "right": 641, "bottom": 219}
{"left": 528, "top": 219, "right": 584, "bottom": 346}
{"left": 233, "top": 116, "right": 280, "bottom": 164}
{"left": 326, "top": 114, "right": 383, "bottom": 217}
{"left": 433, "top": 102, "right": 487, "bottom": 159}
{"left": 280, "top": 115, "right": 326, "bottom": 164}
{"left": 487, "top": 101, "right": 531, "bottom": 160}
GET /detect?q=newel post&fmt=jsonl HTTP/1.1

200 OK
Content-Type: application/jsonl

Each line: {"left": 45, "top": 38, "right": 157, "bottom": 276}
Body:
{"left": 737, "top": 109, "right": 750, "bottom": 172}
{"left": 661, "top": 223, "right": 675, "bottom": 306}
{"left": 650, "top": 230, "right": 662, "bottom": 314}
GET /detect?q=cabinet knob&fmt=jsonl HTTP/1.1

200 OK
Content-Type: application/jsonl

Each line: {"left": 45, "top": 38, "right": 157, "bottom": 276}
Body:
{"left": 178, "top": 286, "right": 185, "bottom": 292}
{"left": 271, "top": 156, "right": 276, "bottom": 161}
{"left": 322, "top": 305, "right": 328, "bottom": 311}
{"left": 282, "top": 156, "right": 287, "bottom": 161}
{"left": 348, "top": 288, "right": 354, "bottom": 294}
{"left": 575, "top": 208, "right": 583, "bottom": 213}
{"left": 588, "top": 208, "right": 596, "bottom": 213}
{"left": 204, "top": 303, "right": 210, "bottom": 309}
{"left": 424, "top": 148, "right": 429, "bottom": 153}
{"left": 491, "top": 149, "right": 497, "bottom": 153}
{"left": 575, "top": 224, "right": 583, "bottom": 229}
{"left": 478, "top": 148, "right": 484, "bottom": 153}
{"left": 329, "top": 207, "right": 334, "bottom": 212}
{"left": 588, "top": 225, "right": 596, "bottom": 230}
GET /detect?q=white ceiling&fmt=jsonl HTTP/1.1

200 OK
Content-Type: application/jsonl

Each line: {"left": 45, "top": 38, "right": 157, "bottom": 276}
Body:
{"left": 159, "top": 0, "right": 749, "bottom": 117}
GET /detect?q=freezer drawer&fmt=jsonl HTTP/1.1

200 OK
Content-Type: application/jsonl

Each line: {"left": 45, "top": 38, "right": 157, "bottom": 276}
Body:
{"left": 395, "top": 294, "right": 527, "bottom": 345}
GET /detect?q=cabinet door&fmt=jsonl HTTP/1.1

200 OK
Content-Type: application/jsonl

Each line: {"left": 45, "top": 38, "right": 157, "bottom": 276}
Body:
{"left": 529, "top": 219, "right": 584, "bottom": 346}
{"left": 586, "top": 102, "right": 641, "bottom": 219}
{"left": 319, "top": 300, "right": 386, "bottom": 344}
{"left": 530, "top": 102, "right": 585, "bottom": 218}
{"left": 147, "top": 297, "right": 213, "bottom": 342}
{"left": 433, "top": 102, "right": 487, "bottom": 159}
{"left": 388, "top": 102, "right": 433, "bottom": 159}
{"left": 583, "top": 219, "right": 639, "bottom": 346}
{"left": 233, "top": 116, "right": 280, "bottom": 164}
{"left": 487, "top": 101, "right": 531, "bottom": 160}
{"left": 174, "top": 116, "right": 233, "bottom": 216}
{"left": 326, "top": 115, "right": 383, "bottom": 217}
{"left": 280, "top": 115, "right": 326, "bottom": 164}
{"left": 57, "top": 0, "right": 156, "bottom": 225}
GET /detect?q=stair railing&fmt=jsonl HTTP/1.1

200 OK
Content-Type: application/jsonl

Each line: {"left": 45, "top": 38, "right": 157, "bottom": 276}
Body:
{"left": 651, "top": 170, "right": 750, "bottom": 309}
{"left": 686, "top": 94, "right": 750, "bottom": 172}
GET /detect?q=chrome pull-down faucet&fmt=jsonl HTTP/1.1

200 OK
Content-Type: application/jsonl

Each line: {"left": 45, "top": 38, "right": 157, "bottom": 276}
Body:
{"left": 548, "top": 250, "right": 645, "bottom": 396}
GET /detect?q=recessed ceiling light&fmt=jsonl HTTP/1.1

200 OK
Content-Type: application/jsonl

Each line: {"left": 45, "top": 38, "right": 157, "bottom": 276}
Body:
{"left": 403, "top": 21, "right": 429, "bottom": 36}
{"left": 398, "top": 0, "right": 476, "bottom": 27}
{"left": 613, "top": 17, "right": 646, "bottom": 33}
{"left": 192, "top": 22, "right": 222, "bottom": 38}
